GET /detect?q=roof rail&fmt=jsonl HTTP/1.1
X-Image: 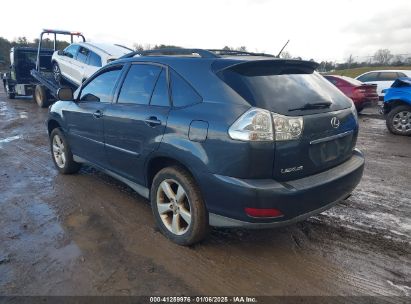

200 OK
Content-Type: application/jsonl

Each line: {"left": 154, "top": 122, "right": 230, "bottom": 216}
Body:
{"left": 207, "top": 49, "right": 276, "bottom": 57}
{"left": 119, "top": 48, "right": 276, "bottom": 59}
{"left": 120, "top": 48, "right": 220, "bottom": 59}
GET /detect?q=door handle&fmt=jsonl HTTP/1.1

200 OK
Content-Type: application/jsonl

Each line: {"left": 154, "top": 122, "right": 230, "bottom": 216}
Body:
{"left": 93, "top": 110, "right": 104, "bottom": 119}
{"left": 144, "top": 116, "right": 162, "bottom": 127}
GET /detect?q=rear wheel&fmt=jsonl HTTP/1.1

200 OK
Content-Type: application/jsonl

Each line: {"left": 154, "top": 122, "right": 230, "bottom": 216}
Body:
{"left": 386, "top": 105, "right": 411, "bottom": 136}
{"left": 50, "top": 128, "right": 81, "bottom": 174}
{"left": 34, "top": 85, "right": 50, "bottom": 108}
{"left": 150, "top": 166, "right": 208, "bottom": 245}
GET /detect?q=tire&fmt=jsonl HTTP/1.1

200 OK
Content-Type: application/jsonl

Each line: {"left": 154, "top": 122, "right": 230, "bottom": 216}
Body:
{"left": 49, "top": 128, "right": 81, "bottom": 174}
{"left": 52, "top": 62, "right": 62, "bottom": 84}
{"left": 5, "top": 83, "right": 15, "bottom": 99}
{"left": 150, "top": 166, "right": 208, "bottom": 246}
{"left": 7, "top": 92, "right": 15, "bottom": 99}
{"left": 355, "top": 105, "right": 364, "bottom": 113}
{"left": 386, "top": 105, "right": 411, "bottom": 136}
{"left": 34, "top": 85, "right": 50, "bottom": 108}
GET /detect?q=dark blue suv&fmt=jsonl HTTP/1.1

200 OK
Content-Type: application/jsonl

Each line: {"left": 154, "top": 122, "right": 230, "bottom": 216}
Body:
{"left": 47, "top": 49, "right": 365, "bottom": 245}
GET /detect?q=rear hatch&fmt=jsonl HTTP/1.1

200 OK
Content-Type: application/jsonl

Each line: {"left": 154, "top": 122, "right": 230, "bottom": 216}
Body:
{"left": 215, "top": 59, "right": 358, "bottom": 181}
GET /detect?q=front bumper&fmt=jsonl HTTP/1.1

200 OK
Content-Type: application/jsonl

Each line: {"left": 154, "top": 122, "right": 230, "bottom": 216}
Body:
{"left": 201, "top": 149, "right": 365, "bottom": 228}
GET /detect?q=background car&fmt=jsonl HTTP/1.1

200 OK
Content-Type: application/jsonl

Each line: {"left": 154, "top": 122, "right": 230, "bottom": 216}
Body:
{"left": 51, "top": 42, "right": 131, "bottom": 86}
{"left": 324, "top": 75, "right": 378, "bottom": 112}
{"left": 355, "top": 70, "right": 411, "bottom": 99}
{"left": 382, "top": 77, "right": 411, "bottom": 136}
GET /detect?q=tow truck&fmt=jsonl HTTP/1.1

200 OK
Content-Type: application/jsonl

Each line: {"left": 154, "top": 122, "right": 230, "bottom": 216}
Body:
{"left": 30, "top": 29, "right": 85, "bottom": 107}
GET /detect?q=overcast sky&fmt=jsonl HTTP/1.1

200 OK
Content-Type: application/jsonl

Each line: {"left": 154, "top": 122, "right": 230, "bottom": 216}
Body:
{"left": 1, "top": 0, "right": 410, "bottom": 62}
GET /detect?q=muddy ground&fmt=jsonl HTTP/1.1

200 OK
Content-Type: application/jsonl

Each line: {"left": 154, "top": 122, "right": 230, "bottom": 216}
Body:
{"left": 0, "top": 87, "right": 410, "bottom": 299}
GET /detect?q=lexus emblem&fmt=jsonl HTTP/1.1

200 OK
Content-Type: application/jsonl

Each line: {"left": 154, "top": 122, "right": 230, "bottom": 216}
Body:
{"left": 331, "top": 117, "right": 340, "bottom": 128}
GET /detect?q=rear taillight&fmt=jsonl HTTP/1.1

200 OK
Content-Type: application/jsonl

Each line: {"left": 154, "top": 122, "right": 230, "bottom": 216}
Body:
{"left": 245, "top": 208, "right": 284, "bottom": 218}
{"left": 228, "top": 108, "right": 303, "bottom": 142}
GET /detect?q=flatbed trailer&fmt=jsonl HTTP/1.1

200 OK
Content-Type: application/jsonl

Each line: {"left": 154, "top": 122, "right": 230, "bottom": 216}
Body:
{"left": 30, "top": 29, "right": 85, "bottom": 107}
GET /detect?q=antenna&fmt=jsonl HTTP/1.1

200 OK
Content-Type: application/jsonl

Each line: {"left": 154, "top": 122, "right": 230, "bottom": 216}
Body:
{"left": 276, "top": 40, "right": 290, "bottom": 58}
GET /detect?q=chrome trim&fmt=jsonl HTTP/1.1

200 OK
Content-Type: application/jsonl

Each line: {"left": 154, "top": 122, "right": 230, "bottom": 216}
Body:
{"left": 310, "top": 130, "right": 353, "bottom": 145}
{"left": 73, "top": 155, "right": 149, "bottom": 199}
{"left": 105, "top": 143, "right": 140, "bottom": 157}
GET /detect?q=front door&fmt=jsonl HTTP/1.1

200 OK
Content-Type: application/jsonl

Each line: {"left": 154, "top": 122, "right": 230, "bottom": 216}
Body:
{"left": 103, "top": 64, "right": 170, "bottom": 184}
{"left": 64, "top": 66, "right": 123, "bottom": 167}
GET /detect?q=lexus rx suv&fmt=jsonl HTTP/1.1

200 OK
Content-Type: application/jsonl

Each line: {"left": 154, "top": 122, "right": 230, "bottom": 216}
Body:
{"left": 51, "top": 42, "right": 131, "bottom": 86}
{"left": 47, "top": 49, "right": 365, "bottom": 245}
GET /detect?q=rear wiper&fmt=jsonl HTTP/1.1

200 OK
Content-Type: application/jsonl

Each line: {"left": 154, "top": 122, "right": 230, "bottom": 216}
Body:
{"left": 288, "top": 102, "right": 332, "bottom": 112}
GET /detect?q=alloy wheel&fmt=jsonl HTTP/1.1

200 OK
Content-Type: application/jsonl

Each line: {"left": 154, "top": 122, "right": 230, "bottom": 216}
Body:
{"left": 52, "top": 134, "right": 66, "bottom": 168}
{"left": 392, "top": 111, "right": 411, "bottom": 133}
{"left": 156, "top": 179, "right": 192, "bottom": 235}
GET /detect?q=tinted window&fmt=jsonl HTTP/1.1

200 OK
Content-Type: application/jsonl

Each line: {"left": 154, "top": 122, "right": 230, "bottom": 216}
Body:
{"left": 150, "top": 69, "right": 169, "bottom": 106}
{"left": 88, "top": 51, "right": 102, "bottom": 67}
{"left": 117, "top": 64, "right": 161, "bottom": 105}
{"left": 324, "top": 76, "right": 339, "bottom": 85}
{"left": 378, "top": 72, "right": 399, "bottom": 81}
{"left": 80, "top": 67, "right": 122, "bottom": 102}
{"left": 357, "top": 72, "right": 378, "bottom": 82}
{"left": 397, "top": 72, "right": 406, "bottom": 78}
{"left": 64, "top": 45, "right": 80, "bottom": 59}
{"left": 77, "top": 47, "right": 89, "bottom": 63}
{"left": 170, "top": 70, "right": 202, "bottom": 107}
{"left": 218, "top": 66, "right": 351, "bottom": 115}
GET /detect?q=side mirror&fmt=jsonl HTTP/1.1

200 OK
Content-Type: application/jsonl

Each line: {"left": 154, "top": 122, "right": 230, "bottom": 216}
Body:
{"left": 57, "top": 87, "right": 74, "bottom": 101}
{"left": 57, "top": 50, "right": 64, "bottom": 56}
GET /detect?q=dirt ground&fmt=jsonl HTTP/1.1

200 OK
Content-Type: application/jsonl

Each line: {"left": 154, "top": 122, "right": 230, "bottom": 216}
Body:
{"left": 0, "top": 87, "right": 410, "bottom": 298}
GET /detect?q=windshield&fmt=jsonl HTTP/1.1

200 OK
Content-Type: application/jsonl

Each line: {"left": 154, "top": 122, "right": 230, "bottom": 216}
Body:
{"left": 218, "top": 65, "right": 352, "bottom": 116}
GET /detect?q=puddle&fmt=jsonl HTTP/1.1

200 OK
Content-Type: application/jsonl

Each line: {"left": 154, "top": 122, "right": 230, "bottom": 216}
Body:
{"left": 0, "top": 135, "right": 22, "bottom": 146}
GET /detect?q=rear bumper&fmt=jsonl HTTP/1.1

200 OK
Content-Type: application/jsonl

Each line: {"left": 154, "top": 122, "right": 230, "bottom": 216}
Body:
{"left": 354, "top": 97, "right": 378, "bottom": 108}
{"left": 201, "top": 149, "right": 365, "bottom": 228}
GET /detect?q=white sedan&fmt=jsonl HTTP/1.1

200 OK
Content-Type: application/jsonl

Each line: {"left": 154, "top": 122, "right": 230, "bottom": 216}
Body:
{"left": 355, "top": 70, "right": 411, "bottom": 99}
{"left": 51, "top": 42, "right": 131, "bottom": 86}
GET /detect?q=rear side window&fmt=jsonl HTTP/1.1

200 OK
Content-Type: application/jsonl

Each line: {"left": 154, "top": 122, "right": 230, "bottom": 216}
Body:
{"left": 117, "top": 64, "right": 162, "bottom": 105}
{"left": 378, "top": 72, "right": 399, "bottom": 81}
{"left": 77, "top": 47, "right": 89, "bottom": 63}
{"left": 88, "top": 51, "right": 102, "bottom": 67}
{"left": 150, "top": 69, "right": 170, "bottom": 107}
{"left": 80, "top": 67, "right": 122, "bottom": 102}
{"left": 397, "top": 72, "right": 406, "bottom": 78}
{"left": 357, "top": 72, "right": 378, "bottom": 82}
{"left": 170, "top": 70, "right": 202, "bottom": 107}
{"left": 217, "top": 62, "right": 351, "bottom": 115}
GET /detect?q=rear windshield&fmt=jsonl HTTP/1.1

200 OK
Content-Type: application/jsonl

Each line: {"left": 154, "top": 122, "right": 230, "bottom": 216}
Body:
{"left": 217, "top": 63, "right": 352, "bottom": 115}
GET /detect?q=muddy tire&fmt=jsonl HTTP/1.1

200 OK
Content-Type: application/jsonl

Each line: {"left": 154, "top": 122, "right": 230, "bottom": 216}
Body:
{"left": 50, "top": 128, "right": 81, "bottom": 174}
{"left": 34, "top": 85, "right": 51, "bottom": 108}
{"left": 386, "top": 105, "right": 411, "bottom": 136}
{"left": 150, "top": 166, "right": 208, "bottom": 246}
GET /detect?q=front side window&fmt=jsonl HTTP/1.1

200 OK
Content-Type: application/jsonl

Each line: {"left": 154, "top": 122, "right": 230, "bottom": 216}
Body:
{"left": 80, "top": 67, "right": 122, "bottom": 102}
{"left": 88, "top": 51, "right": 102, "bottom": 67}
{"left": 170, "top": 70, "right": 202, "bottom": 107}
{"left": 64, "top": 45, "right": 80, "bottom": 59}
{"left": 77, "top": 47, "right": 89, "bottom": 63}
{"left": 117, "top": 64, "right": 162, "bottom": 105}
{"left": 357, "top": 72, "right": 378, "bottom": 82}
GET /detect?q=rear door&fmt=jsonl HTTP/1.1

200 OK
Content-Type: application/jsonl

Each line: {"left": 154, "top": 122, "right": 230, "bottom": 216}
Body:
{"left": 376, "top": 72, "right": 401, "bottom": 96}
{"left": 103, "top": 63, "right": 170, "bottom": 184}
{"left": 70, "top": 46, "right": 89, "bottom": 85}
{"left": 64, "top": 65, "right": 123, "bottom": 167}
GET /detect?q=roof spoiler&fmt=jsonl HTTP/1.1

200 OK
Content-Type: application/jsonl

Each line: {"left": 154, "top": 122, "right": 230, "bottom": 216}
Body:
{"left": 212, "top": 59, "right": 319, "bottom": 75}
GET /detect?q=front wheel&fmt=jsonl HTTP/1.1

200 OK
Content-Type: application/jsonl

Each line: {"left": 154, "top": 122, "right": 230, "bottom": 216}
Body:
{"left": 151, "top": 166, "right": 209, "bottom": 246}
{"left": 50, "top": 128, "right": 81, "bottom": 174}
{"left": 52, "top": 62, "right": 62, "bottom": 84}
{"left": 386, "top": 105, "right": 411, "bottom": 136}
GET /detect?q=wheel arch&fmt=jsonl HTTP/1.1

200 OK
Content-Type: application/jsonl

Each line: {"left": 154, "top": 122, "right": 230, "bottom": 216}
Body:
{"left": 47, "top": 118, "right": 63, "bottom": 135}
{"left": 384, "top": 99, "right": 411, "bottom": 113}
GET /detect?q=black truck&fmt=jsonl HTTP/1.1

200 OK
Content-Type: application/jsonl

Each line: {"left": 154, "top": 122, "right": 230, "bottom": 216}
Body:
{"left": 2, "top": 47, "right": 53, "bottom": 100}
